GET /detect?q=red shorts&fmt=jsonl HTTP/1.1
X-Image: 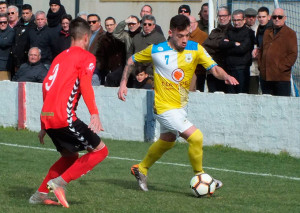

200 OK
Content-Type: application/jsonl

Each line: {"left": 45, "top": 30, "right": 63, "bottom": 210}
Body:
{"left": 46, "top": 119, "right": 101, "bottom": 153}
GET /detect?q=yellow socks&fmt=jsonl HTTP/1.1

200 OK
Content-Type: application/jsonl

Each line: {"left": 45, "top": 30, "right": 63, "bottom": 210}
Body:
{"left": 139, "top": 138, "right": 175, "bottom": 176}
{"left": 187, "top": 129, "right": 204, "bottom": 174}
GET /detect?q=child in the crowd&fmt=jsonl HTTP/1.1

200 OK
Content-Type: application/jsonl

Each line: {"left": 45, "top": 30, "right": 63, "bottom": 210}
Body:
{"left": 132, "top": 65, "right": 153, "bottom": 89}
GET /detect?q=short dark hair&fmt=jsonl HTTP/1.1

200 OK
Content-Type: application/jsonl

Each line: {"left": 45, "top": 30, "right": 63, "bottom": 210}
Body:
{"left": 232, "top": 9, "right": 245, "bottom": 19}
{"left": 61, "top": 14, "right": 72, "bottom": 22}
{"left": 22, "top": 4, "right": 32, "bottom": 11}
{"left": 135, "top": 65, "right": 148, "bottom": 75}
{"left": 199, "top": 3, "right": 208, "bottom": 16}
{"left": 142, "top": 15, "right": 156, "bottom": 24}
{"left": 258, "top": 6, "right": 269, "bottom": 15}
{"left": 105, "top": 16, "right": 115, "bottom": 24}
{"left": 70, "top": 17, "right": 91, "bottom": 40}
{"left": 129, "top": 15, "right": 140, "bottom": 23}
{"left": 170, "top": 15, "right": 190, "bottom": 31}
{"left": 87, "top": 14, "right": 100, "bottom": 21}
{"left": 0, "top": 1, "right": 7, "bottom": 6}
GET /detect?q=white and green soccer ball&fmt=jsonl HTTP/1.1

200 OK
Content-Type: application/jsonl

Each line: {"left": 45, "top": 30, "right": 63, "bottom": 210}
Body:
{"left": 190, "top": 173, "right": 216, "bottom": 197}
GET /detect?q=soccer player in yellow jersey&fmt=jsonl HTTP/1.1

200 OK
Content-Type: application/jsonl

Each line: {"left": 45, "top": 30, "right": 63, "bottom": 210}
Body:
{"left": 118, "top": 15, "right": 239, "bottom": 191}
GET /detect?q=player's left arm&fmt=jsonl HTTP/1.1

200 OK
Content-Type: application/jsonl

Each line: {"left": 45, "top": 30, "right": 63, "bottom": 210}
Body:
{"left": 80, "top": 75, "right": 104, "bottom": 133}
{"left": 209, "top": 65, "right": 239, "bottom": 85}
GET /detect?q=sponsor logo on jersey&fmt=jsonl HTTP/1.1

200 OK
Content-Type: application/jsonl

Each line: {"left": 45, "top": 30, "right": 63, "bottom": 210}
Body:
{"left": 157, "top": 47, "right": 164, "bottom": 52}
{"left": 45, "top": 64, "right": 59, "bottom": 91}
{"left": 203, "top": 48, "right": 211, "bottom": 58}
{"left": 171, "top": 68, "right": 185, "bottom": 82}
{"left": 185, "top": 53, "right": 192, "bottom": 63}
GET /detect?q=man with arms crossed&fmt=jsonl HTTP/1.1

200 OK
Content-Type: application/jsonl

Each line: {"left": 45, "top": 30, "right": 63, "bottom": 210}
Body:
{"left": 29, "top": 18, "right": 108, "bottom": 208}
{"left": 118, "top": 15, "right": 238, "bottom": 191}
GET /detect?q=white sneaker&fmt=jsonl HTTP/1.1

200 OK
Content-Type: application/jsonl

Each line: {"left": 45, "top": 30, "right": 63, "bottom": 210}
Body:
{"left": 29, "top": 190, "right": 60, "bottom": 205}
{"left": 214, "top": 179, "right": 223, "bottom": 189}
{"left": 47, "top": 177, "right": 69, "bottom": 208}
{"left": 131, "top": 164, "right": 148, "bottom": 191}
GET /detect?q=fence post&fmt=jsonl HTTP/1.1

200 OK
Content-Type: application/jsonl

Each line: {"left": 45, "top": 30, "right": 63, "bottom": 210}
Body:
{"left": 145, "top": 90, "right": 155, "bottom": 142}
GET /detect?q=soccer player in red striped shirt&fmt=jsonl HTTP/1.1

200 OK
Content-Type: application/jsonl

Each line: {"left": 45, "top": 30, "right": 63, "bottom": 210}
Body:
{"left": 29, "top": 18, "right": 108, "bottom": 208}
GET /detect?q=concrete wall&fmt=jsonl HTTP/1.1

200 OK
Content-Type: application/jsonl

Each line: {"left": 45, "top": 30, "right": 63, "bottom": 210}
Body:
{"left": 0, "top": 81, "right": 300, "bottom": 158}
{"left": 25, "top": 0, "right": 207, "bottom": 36}
{"left": 0, "top": 81, "right": 18, "bottom": 127}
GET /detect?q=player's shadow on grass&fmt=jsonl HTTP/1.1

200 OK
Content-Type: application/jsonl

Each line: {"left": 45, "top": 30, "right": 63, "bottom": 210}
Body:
{"left": 98, "top": 178, "right": 139, "bottom": 190}
{"left": 8, "top": 186, "right": 33, "bottom": 200}
{"left": 99, "top": 178, "right": 194, "bottom": 197}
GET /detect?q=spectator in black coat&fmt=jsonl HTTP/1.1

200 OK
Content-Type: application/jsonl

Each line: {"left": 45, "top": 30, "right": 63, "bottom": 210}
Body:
{"left": 96, "top": 17, "right": 126, "bottom": 86}
{"left": 219, "top": 10, "right": 254, "bottom": 93}
{"left": 28, "top": 11, "right": 53, "bottom": 69}
{"left": 12, "top": 47, "right": 48, "bottom": 83}
{"left": 12, "top": 4, "right": 36, "bottom": 71}
{"left": 0, "top": 13, "right": 14, "bottom": 81}
{"left": 47, "top": 0, "right": 66, "bottom": 36}
{"left": 52, "top": 14, "right": 72, "bottom": 59}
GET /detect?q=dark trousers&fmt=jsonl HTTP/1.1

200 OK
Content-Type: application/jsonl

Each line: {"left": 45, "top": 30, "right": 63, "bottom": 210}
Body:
{"left": 260, "top": 80, "right": 291, "bottom": 96}
{"left": 227, "top": 66, "right": 250, "bottom": 94}
{"left": 249, "top": 76, "right": 260, "bottom": 94}
{"left": 104, "top": 67, "right": 123, "bottom": 87}
{"left": 207, "top": 74, "right": 226, "bottom": 93}
{"left": 196, "top": 73, "right": 206, "bottom": 92}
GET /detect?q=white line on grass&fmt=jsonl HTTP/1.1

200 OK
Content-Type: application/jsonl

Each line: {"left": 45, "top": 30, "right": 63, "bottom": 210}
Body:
{"left": 1, "top": 142, "right": 300, "bottom": 181}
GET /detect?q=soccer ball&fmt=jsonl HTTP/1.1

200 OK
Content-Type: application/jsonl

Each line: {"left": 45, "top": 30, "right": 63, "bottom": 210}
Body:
{"left": 190, "top": 173, "right": 216, "bottom": 197}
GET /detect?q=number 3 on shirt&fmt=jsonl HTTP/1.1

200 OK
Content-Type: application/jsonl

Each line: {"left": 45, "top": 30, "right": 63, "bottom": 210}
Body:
{"left": 45, "top": 64, "right": 59, "bottom": 91}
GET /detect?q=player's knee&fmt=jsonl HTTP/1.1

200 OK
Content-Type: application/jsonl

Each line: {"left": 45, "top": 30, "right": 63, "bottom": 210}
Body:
{"left": 187, "top": 129, "right": 203, "bottom": 146}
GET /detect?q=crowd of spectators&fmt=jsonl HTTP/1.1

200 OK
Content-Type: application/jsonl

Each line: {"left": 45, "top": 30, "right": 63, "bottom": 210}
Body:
{"left": 0, "top": 0, "right": 297, "bottom": 96}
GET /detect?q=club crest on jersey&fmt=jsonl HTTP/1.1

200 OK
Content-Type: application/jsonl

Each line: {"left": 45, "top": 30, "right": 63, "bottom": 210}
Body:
{"left": 185, "top": 53, "right": 192, "bottom": 63}
{"left": 88, "top": 63, "right": 95, "bottom": 72}
{"left": 157, "top": 46, "right": 164, "bottom": 52}
{"left": 172, "top": 68, "right": 185, "bottom": 82}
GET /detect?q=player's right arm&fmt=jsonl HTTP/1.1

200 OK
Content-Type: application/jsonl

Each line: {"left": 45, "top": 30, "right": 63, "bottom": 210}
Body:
{"left": 118, "top": 56, "right": 135, "bottom": 101}
{"left": 118, "top": 45, "right": 153, "bottom": 101}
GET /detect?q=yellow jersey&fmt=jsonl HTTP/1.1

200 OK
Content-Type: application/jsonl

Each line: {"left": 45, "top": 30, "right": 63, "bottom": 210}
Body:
{"left": 133, "top": 40, "right": 217, "bottom": 114}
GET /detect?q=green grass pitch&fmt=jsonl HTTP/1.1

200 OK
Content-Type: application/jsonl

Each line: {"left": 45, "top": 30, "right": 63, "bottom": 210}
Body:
{"left": 1, "top": 127, "right": 300, "bottom": 213}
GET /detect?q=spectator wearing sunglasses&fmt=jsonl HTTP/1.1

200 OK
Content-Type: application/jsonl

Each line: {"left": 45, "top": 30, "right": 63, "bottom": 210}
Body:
{"left": 113, "top": 15, "right": 141, "bottom": 54}
{"left": 127, "top": 15, "right": 165, "bottom": 80}
{"left": 128, "top": 15, "right": 165, "bottom": 57}
{"left": 178, "top": 5, "right": 191, "bottom": 16}
{"left": 0, "top": 13, "right": 14, "bottom": 81}
{"left": 87, "top": 14, "right": 105, "bottom": 86}
{"left": 258, "top": 8, "right": 297, "bottom": 96}
{"left": 7, "top": 5, "right": 19, "bottom": 28}
{"left": 140, "top": 4, "right": 164, "bottom": 36}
